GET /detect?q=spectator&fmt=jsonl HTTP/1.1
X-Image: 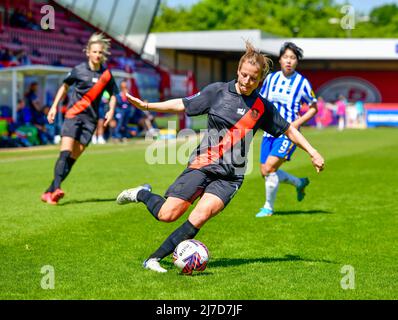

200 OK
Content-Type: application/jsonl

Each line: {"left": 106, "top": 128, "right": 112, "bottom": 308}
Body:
{"left": 16, "top": 99, "right": 32, "bottom": 127}
{"left": 0, "top": 48, "right": 12, "bottom": 62}
{"left": 15, "top": 50, "right": 31, "bottom": 65}
{"left": 12, "top": 36, "right": 22, "bottom": 45}
{"left": 355, "top": 99, "right": 365, "bottom": 126}
{"left": 130, "top": 100, "right": 157, "bottom": 137}
{"left": 315, "top": 96, "right": 325, "bottom": 129}
{"left": 10, "top": 9, "right": 26, "bottom": 28}
{"left": 33, "top": 106, "right": 55, "bottom": 144}
{"left": 25, "top": 82, "right": 42, "bottom": 121}
{"left": 113, "top": 80, "right": 133, "bottom": 142}
{"left": 336, "top": 95, "right": 347, "bottom": 131}
{"left": 52, "top": 58, "right": 63, "bottom": 67}
{"left": 32, "top": 49, "right": 41, "bottom": 57}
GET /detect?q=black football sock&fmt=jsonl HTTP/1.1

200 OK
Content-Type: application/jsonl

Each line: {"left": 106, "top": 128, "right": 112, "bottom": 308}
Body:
{"left": 148, "top": 220, "right": 200, "bottom": 260}
{"left": 47, "top": 151, "right": 73, "bottom": 192}
{"left": 137, "top": 189, "right": 165, "bottom": 220}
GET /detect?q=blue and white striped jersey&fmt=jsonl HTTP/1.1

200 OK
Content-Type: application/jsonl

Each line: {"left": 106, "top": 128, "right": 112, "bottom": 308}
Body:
{"left": 259, "top": 71, "right": 317, "bottom": 137}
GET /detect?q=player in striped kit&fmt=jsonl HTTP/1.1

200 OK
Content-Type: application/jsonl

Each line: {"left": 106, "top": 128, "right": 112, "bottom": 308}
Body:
{"left": 256, "top": 42, "right": 318, "bottom": 217}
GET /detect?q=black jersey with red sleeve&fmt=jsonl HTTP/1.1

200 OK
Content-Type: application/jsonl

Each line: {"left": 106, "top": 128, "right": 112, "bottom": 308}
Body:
{"left": 182, "top": 80, "right": 290, "bottom": 177}
{"left": 63, "top": 62, "right": 119, "bottom": 122}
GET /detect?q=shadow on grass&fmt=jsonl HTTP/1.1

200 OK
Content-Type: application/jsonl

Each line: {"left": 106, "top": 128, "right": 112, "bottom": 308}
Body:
{"left": 161, "top": 254, "right": 335, "bottom": 273}
{"left": 209, "top": 255, "right": 336, "bottom": 268}
{"left": 59, "top": 198, "right": 116, "bottom": 206}
{"left": 274, "top": 209, "right": 333, "bottom": 215}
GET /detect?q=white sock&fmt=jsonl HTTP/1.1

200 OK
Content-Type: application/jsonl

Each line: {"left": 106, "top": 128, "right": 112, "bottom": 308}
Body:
{"left": 276, "top": 170, "right": 301, "bottom": 187}
{"left": 264, "top": 172, "right": 279, "bottom": 211}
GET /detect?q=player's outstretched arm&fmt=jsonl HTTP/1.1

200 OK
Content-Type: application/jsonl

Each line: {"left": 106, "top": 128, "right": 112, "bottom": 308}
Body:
{"left": 285, "top": 124, "right": 325, "bottom": 173}
{"left": 126, "top": 93, "right": 185, "bottom": 113}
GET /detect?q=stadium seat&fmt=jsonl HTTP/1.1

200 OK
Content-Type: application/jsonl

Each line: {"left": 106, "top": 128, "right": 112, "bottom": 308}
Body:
{"left": 0, "top": 119, "right": 8, "bottom": 137}
{"left": 15, "top": 125, "right": 40, "bottom": 146}
{"left": 0, "top": 106, "right": 12, "bottom": 118}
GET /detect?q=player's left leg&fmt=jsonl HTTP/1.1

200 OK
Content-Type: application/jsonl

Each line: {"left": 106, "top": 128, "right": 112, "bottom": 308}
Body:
{"left": 144, "top": 193, "right": 224, "bottom": 273}
{"left": 269, "top": 138, "right": 309, "bottom": 202}
{"left": 257, "top": 155, "right": 285, "bottom": 217}
{"left": 51, "top": 138, "right": 85, "bottom": 203}
{"left": 42, "top": 136, "right": 77, "bottom": 204}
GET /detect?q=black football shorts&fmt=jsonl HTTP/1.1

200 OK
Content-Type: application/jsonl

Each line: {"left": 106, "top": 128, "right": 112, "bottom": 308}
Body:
{"left": 165, "top": 168, "right": 243, "bottom": 206}
{"left": 61, "top": 117, "right": 96, "bottom": 146}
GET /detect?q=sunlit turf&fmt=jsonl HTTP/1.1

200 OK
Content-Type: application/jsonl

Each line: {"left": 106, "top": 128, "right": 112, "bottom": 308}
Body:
{"left": 0, "top": 127, "right": 397, "bottom": 299}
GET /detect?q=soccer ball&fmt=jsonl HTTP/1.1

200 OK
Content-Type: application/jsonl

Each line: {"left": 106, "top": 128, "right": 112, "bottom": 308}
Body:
{"left": 173, "top": 239, "right": 209, "bottom": 275}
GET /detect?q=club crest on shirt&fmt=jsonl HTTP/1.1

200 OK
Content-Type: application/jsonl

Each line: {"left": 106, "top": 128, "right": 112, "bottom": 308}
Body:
{"left": 250, "top": 109, "right": 260, "bottom": 120}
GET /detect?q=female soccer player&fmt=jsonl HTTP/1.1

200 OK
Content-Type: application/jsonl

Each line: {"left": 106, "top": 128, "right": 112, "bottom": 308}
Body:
{"left": 116, "top": 41, "right": 325, "bottom": 273}
{"left": 41, "top": 33, "right": 119, "bottom": 205}
{"left": 256, "top": 42, "right": 319, "bottom": 217}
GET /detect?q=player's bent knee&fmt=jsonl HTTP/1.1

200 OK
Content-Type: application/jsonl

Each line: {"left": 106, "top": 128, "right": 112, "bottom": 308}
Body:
{"left": 189, "top": 209, "right": 213, "bottom": 228}
{"left": 261, "top": 164, "right": 274, "bottom": 176}
{"left": 158, "top": 207, "right": 184, "bottom": 223}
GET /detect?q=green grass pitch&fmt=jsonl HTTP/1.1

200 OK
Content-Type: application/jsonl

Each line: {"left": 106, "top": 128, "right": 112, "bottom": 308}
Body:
{"left": 0, "top": 127, "right": 397, "bottom": 299}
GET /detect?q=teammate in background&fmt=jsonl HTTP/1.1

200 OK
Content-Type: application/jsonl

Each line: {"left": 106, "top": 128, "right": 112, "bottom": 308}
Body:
{"left": 256, "top": 42, "right": 318, "bottom": 217}
{"left": 116, "top": 41, "right": 325, "bottom": 273}
{"left": 41, "top": 33, "right": 119, "bottom": 205}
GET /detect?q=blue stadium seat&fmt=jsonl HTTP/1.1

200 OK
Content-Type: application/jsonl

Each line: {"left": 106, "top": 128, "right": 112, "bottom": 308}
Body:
{"left": 0, "top": 106, "right": 12, "bottom": 118}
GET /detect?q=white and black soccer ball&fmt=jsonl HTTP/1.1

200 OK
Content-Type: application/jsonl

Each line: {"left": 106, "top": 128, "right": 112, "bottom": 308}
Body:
{"left": 173, "top": 239, "right": 209, "bottom": 275}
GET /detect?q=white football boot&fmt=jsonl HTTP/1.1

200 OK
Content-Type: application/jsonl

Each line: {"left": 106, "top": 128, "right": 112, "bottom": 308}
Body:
{"left": 116, "top": 184, "right": 152, "bottom": 205}
{"left": 143, "top": 258, "right": 167, "bottom": 273}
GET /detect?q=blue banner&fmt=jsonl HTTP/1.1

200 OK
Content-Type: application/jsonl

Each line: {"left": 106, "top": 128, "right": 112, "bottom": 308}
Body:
{"left": 366, "top": 109, "right": 398, "bottom": 127}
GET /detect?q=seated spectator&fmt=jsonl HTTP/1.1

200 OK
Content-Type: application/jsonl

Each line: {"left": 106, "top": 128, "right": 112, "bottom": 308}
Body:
{"left": 16, "top": 99, "right": 33, "bottom": 127}
{"left": 10, "top": 9, "right": 26, "bottom": 28}
{"left": 0, "top": 48, "right": 12, "bottom": 62}
{"left": 15, "top": 50, "right": 31, "bottom": 65}
{"left": 52, "top": 56, "right": 63, "bottom": 66}
{"left": 12, "top": 36, "right": 22, "bottom": 45}
{"left": 25, "top": 82, "right": 42, "bottom": 115}
{"left": 129, "top": 100, "right": 158, "bottom": 137}
{"left": 33, "top": 106, "right": 55, "bottom": 144}
{"left": 32, "top": 49, "right": 41, "bottom": 57}
{"left": 25, "top": 82, "right": 49, "bottom": 139}
{"left": 25, "top": 9, "right": 41, "bottom": 31}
